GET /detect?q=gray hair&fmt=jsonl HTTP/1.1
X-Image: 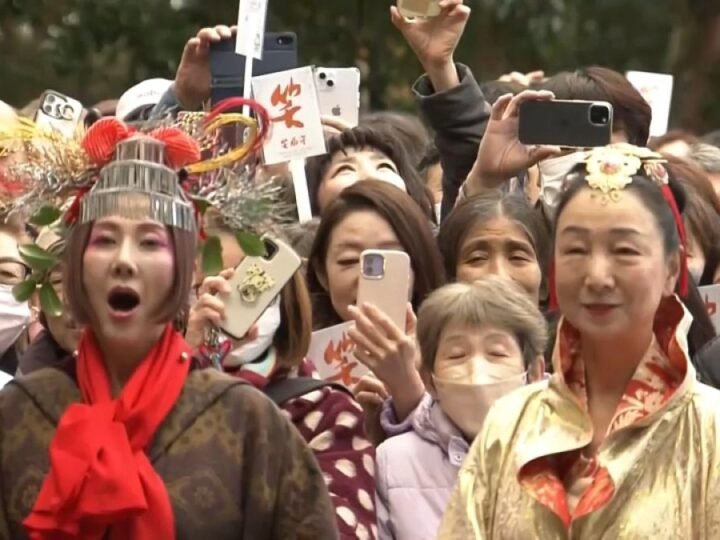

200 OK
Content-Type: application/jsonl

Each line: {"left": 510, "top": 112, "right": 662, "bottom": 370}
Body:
{"left": 689, "top": 143, "right": 720, "bottom": 174}
{"left": 417, "top": 276, "right": 547, "bottom": 374}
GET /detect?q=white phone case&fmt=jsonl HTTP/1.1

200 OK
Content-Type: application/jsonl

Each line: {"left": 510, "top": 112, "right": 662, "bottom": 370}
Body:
{"left": 34, "top": 91, "right": 84, "bottom": 138}
{"left": 314, "top": 67, "right": 361, "bottom": 127}
{"left": 396, "top": 0, "right": 441, "bottom": 18}
{"left": 220, "top": 238, "right": 301, "bottom": 340}
{"left": 356, "top": 250, "right": 411, "bottom": 331}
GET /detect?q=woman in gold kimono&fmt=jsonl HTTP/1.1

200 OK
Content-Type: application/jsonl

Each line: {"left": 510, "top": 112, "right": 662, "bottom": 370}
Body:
{"left": 439, "top": 142, "right": 720, "bottom": 539}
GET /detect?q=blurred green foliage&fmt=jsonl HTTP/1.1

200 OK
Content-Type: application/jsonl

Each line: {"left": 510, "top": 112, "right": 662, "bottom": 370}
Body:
{"left": 1, "top": 0, "right": 719, "bottom": 132}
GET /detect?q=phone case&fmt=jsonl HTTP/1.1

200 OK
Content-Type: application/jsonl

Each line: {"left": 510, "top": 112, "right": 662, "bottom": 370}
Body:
{"left": 518, "top": 100, "right": 614, "bottom": 148}
{"left": 356, "top": 250, "right": 411, "bottom": 331}
{"left": 397, "top": 0, "right": 441, "bottom": 18}
{"left": 210, "top": 32, "right": 298, "bottom": 105}
{"left": 34, "top": 91, "right": 84, "bottom": 138}
{"left": 220, "top": 238, "right": 301, "bottom": 340}
{"left": 314, "top": 67, "right": 361, "bottom": 127}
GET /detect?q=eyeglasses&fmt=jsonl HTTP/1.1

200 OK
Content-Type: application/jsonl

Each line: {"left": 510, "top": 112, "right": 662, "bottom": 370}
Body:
{"left": 0, "top": 258, "right": 30, "bottom": 286}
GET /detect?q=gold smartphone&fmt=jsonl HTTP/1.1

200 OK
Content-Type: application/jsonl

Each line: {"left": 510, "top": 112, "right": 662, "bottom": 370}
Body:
{"left": 396, "top": 0, "right": 441, "bottom": 18}
{"left": 356, "top": 250, "right": 412, "bottom": 331}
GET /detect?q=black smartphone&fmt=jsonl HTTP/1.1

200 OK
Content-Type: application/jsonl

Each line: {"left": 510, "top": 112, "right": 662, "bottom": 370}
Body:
{"left": 518, "top": 100, "right": 613, "bottom": 148}
{"left": 209, "top": 32, "right": 298, "bottom": 106}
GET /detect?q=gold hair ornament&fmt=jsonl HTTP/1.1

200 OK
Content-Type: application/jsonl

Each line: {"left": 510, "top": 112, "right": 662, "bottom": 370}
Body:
{"left": 583, "top": 143, "right": 668, "bottom": 203}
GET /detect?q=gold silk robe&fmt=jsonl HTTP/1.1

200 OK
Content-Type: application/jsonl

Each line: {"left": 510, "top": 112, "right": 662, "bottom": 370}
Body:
{"left": 438, "top": 296, "right": 720, "bottom": 539}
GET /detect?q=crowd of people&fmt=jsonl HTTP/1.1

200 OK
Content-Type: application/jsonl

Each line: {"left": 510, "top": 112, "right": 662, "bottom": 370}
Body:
{"left": 1, "top": 0, "right": 720, "bottom": 538}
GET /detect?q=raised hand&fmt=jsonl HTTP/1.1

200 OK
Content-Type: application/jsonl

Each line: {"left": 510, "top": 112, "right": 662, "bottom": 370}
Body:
{"left": 391, "top": 0, "right": 470, "bottom": 91}
{"left": 466, "top": 90, "right": 563, "bottom": 193}
{"left": 174, "top": 25, "right": 236, "bottom": 110}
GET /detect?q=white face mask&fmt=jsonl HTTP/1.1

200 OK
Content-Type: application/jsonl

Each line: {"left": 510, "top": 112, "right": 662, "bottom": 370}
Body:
{"left": 224, "top": 299, "right": 282, "bottom": 368}
{"left": 434, "top": 201, "right": 442, "bottom": 223}
{"left": 0, "top": 284, "right": 30, "bottom": 357}
{"left": 433, "top": 372, "right": 526, "bottom": 440}
{"left": 689, "top": 264, "right": 704, "bottom": 285}
{"left": 538, "top": 151, "right": 587, "bottom": 215}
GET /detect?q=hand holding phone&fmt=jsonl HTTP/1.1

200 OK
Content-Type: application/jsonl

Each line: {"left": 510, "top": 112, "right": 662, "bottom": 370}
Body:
{"left": 210, "top": 32, "right": 298, "bottom": 106}
{"left": 519, "top": 100, "right": 613, "bottom": 148}
{"left": 219, "top": 237, "right": 301, "bottom": 340}
{"left": 468, "top": 91, "right": 570, "bottom": 191}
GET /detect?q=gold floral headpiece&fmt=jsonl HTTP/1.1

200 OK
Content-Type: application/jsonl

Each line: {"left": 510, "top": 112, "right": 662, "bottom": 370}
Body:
{"left": 582, "top": 143, "right": 668, "bottom": 202}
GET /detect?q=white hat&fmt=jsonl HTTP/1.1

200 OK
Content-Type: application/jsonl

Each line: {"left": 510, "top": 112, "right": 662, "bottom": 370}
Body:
{"left": 115, "top": 78, "right": 173, "bottom": 121}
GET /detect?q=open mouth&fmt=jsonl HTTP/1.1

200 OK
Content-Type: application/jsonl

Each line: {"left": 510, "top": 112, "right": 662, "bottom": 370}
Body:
{"left": 107, "top": 287, "right": 140, "bottom": 313}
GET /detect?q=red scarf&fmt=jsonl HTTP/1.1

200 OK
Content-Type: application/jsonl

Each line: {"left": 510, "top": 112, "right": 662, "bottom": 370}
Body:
{"left": 23, "top": 324, "right": 192, "bottom": 540}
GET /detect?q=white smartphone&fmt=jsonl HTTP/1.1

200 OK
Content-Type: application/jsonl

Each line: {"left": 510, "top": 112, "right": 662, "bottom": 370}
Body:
{"left": 356, "top": 250, "right": 411, "bottom": 331}
{"left": 396, "top": 0, "right": 441, "bottom": 18}
{"left": 34, "top": 91, "right": 84, "bottom": 138}
{"left": 314, "top": 67, "right": 361, "bottom": 128}
{"left": 220, "top": 237, "right": 302, "bottom": 340}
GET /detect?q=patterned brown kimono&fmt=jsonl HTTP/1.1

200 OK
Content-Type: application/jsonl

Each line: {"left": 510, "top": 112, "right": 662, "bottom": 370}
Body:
{"left": 0, "top": 364, "right": 339, "bottom": 539}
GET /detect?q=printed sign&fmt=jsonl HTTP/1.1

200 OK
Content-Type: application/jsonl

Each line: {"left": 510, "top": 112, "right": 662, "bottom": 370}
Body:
{"left": 700, "top": 284, "right": 720, "bottom": 333}
{"left": 252, "top": 66, "right": 327, "bottom": 165}
{"left": 626, "top": 71, "right": 674, "bottom": 138}
{"left": 235, "top": 0, "right": 268, "bottom": 59}
{"left": 307, "top": 322, "right": 370, "bottom": 386}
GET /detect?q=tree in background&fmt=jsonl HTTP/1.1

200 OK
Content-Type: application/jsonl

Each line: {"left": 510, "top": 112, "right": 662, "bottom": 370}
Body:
{"left": 1, "top": 0, "right": 719, "bottom": 133}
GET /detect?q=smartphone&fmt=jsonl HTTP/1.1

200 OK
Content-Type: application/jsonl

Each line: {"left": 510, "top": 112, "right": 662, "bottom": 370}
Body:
{"left": 314, "top": 67, "right": 361, "bottom": 127}
{"left": 34, "top": 91, "right": 84, "bottom": 138}
{"left": 210, "top": 32, "right": 298, "bottom": 106}
{"left": 219, "top": 237, "right": 301, "bottom": 340}
{"left": 518, "top": 100, "right": 613, "bottom": 148}
{"left": 356, "top": 250, "right": 411, "bottom": 331}
{"left": 396, "top": 0, "right": 441, "bottom": 18}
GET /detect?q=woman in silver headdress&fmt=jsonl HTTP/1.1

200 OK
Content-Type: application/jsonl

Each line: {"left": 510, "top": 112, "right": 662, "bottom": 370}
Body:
{"left": 0, "top": 118, "right": 339, "bottom": 540}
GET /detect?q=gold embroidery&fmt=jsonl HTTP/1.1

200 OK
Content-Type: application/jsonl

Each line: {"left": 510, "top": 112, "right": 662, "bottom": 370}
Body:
{"left": 583, "top": 144, "right": 667, "bottom": 203}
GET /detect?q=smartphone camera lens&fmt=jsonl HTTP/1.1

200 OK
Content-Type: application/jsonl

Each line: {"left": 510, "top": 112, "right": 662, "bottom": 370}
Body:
{"left": 318, "top": 72, "right": 327, "bottom": 80}
{"left": 327, "top": 80, "right": 335, "bottom": 88}
{"left": 589, "top": 104, "right": 610, "bottom": 126}
{"left": 363, "top": 254, "right": 385, "bottom": 278}
{"left": 276, "top": 35, "right": 292, "bottom": 46}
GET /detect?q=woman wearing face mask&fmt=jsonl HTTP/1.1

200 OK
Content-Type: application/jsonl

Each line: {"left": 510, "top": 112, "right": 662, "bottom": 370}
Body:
{"left": 372, "top": 278, "right": 546, "bottom": 540}
{"left": 186, "top": 216, "right": 377, "bottom": 540}
{"left": 305, "top": 126, "right": 436, "bottom": 221}
{"left": 357, "top": 191, "right": 550, "bottom": 443}
{"left": 439, "top": 145, "right": 720, "bottom": 538}
{"left": 0, "top": 120, "right": 338, "bottom": 539}
{"left": 0, "top": 224, "right": 32, "bottom": 377}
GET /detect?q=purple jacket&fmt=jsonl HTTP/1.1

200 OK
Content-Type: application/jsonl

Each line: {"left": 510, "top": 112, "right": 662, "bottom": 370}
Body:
{"left": 375, "top": 394, "right": 469, "bottom": 540}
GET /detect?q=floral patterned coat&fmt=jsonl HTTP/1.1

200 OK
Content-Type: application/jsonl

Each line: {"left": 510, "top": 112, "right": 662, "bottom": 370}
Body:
{"left": 0, "top": 364, "right": 339, "bottom": 539}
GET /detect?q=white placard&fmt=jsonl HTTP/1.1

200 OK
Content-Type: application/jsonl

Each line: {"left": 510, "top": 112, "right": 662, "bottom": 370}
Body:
{"left": 0, "top": 371, "right": 11, "bottom": 389}
{"left": 235, "top": 0, "right": 268, "bottom": 60}
{"left": 626, "top": 71, "right": 674, "bottom": 138}
{"left": 289, "top": 158, "right": 313, "bottom": 222}
{"left": 252, "top": 66, "right": 327, "bottom": 165}
{"left": 307, "top": 322, "right": 370, "bottom": 386}
{"left": 699, "top": 284, "right": 720, "bottom": 333}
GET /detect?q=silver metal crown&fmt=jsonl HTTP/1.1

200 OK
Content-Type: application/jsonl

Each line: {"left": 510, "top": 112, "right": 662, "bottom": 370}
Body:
{"left": 79, "top": 136, "right": 197, "bottom": 232}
